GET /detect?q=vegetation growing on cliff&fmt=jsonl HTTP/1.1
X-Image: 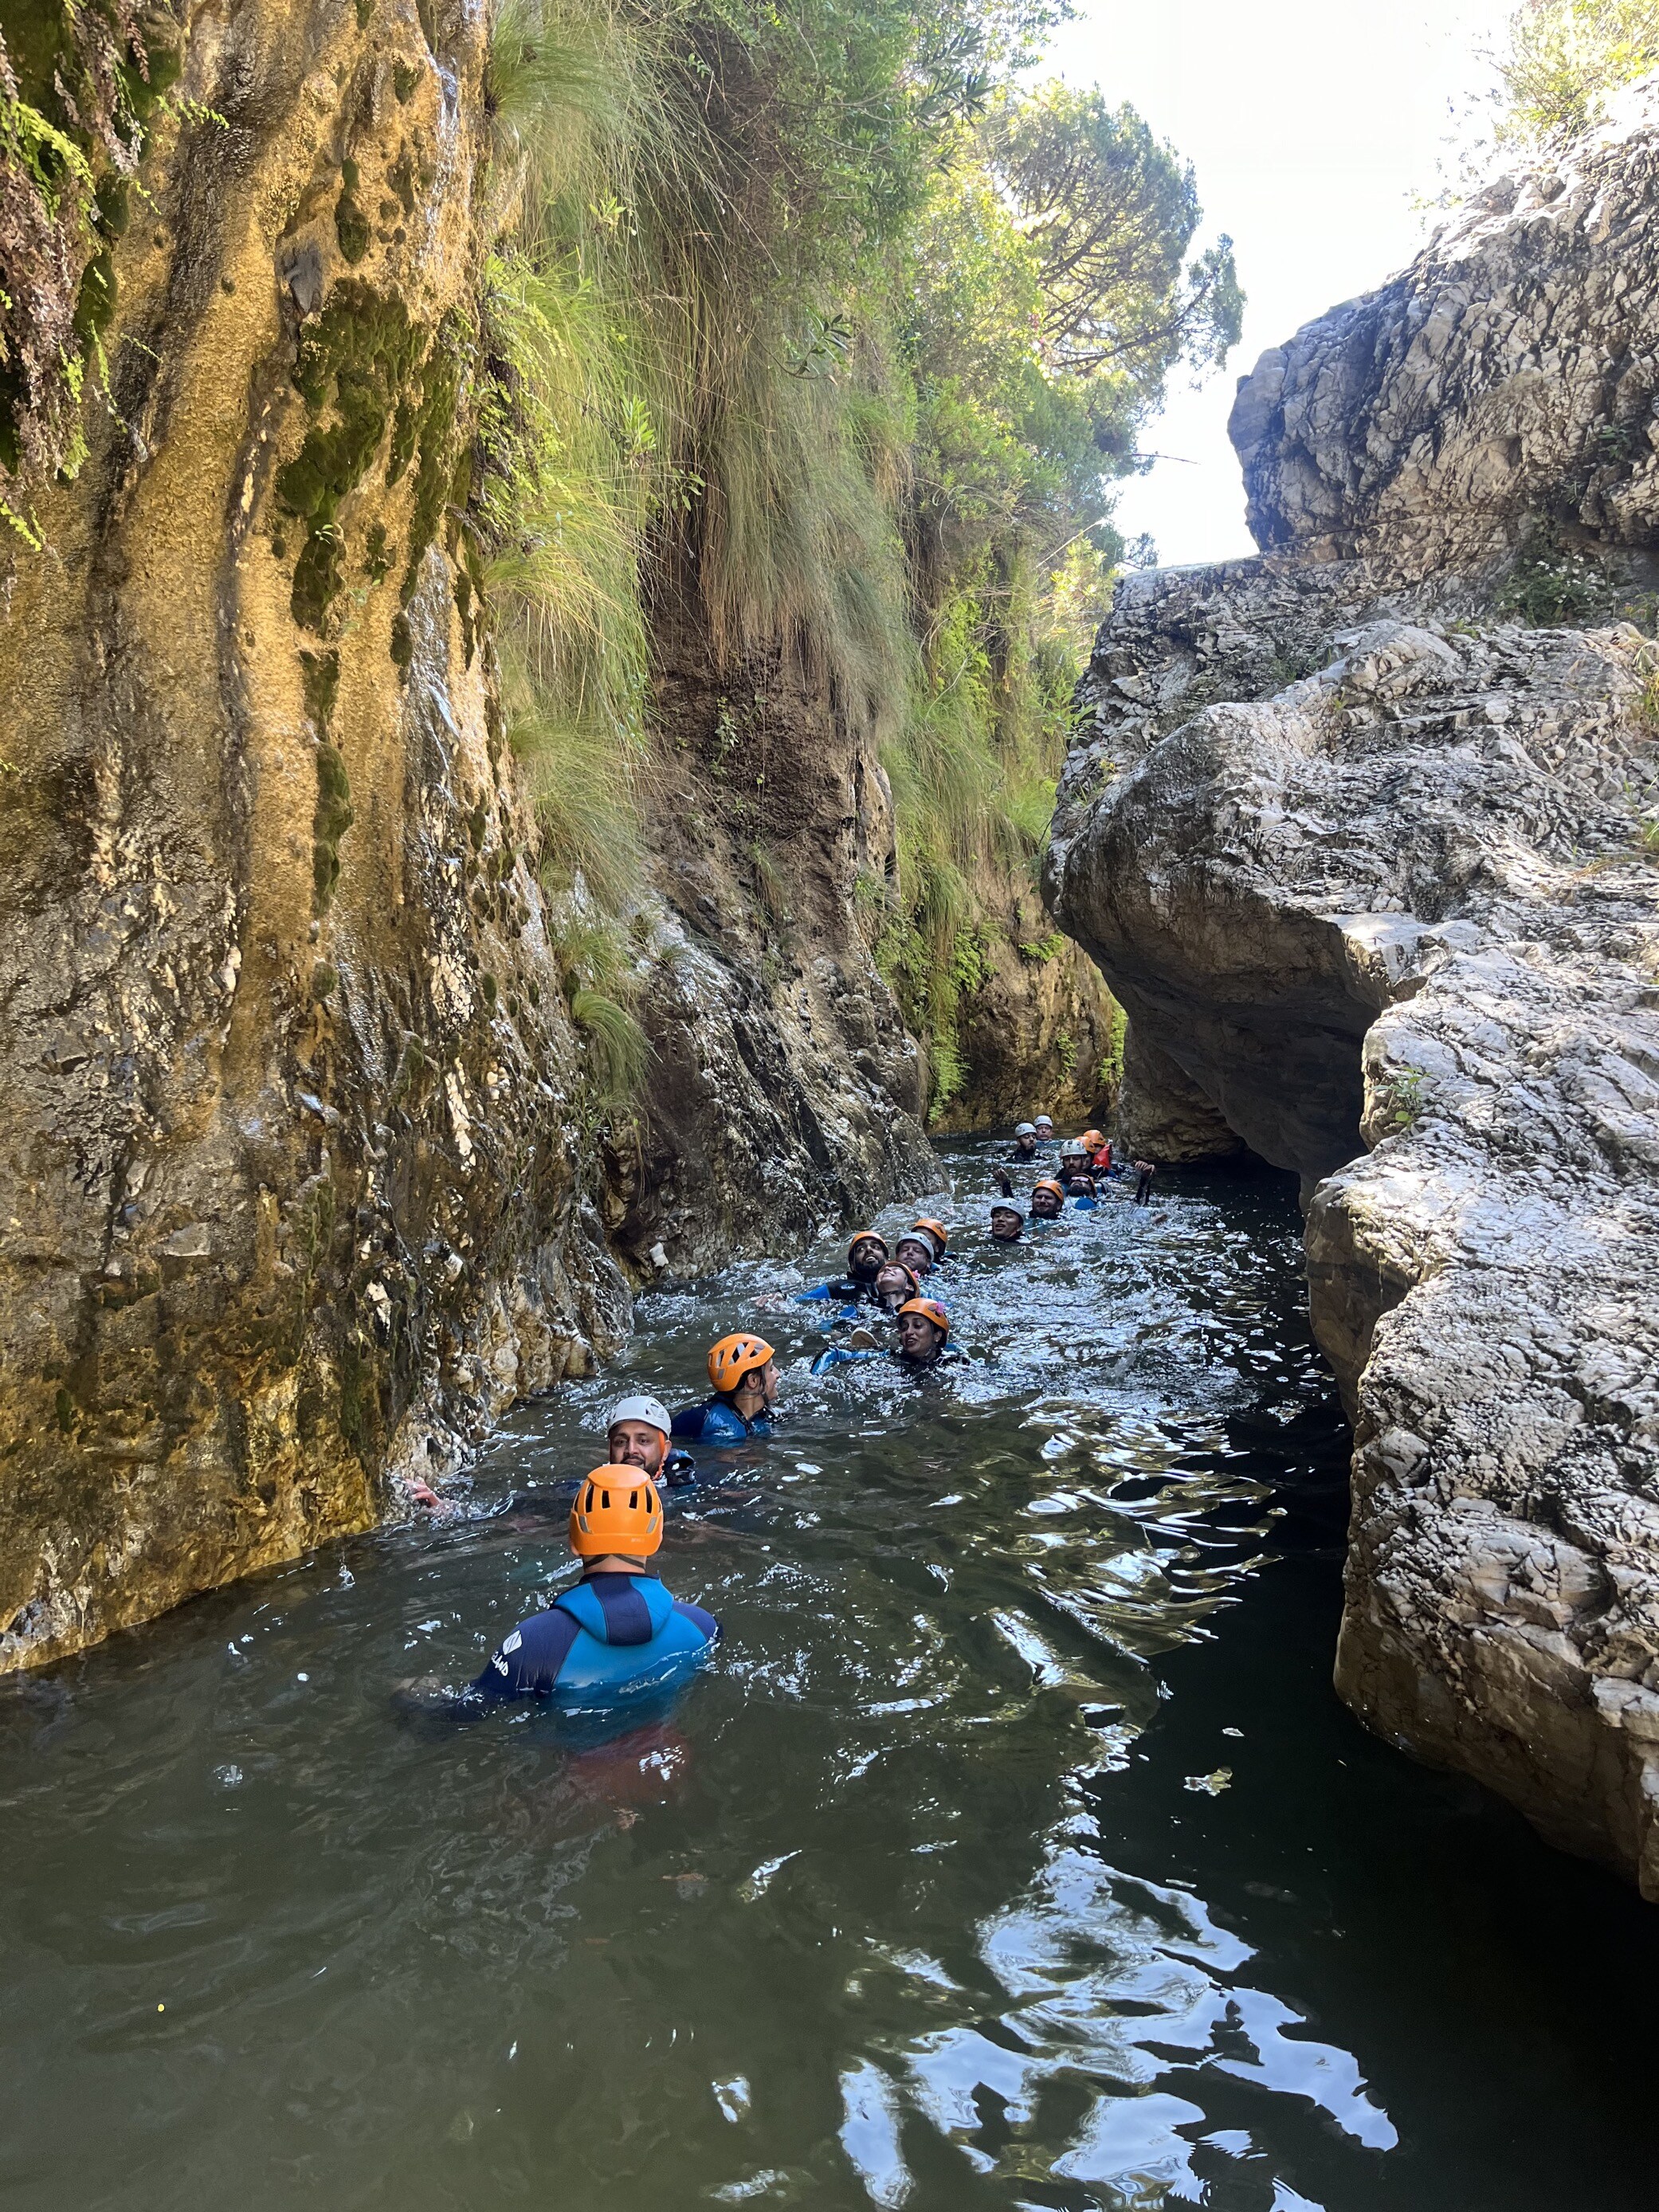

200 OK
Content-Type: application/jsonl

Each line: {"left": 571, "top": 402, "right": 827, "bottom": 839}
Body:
{"left": 1493, "top": 0, "right": 1659, "bottom": 143}
{"left": 476, "top": 0, "right": 1239, "bottom": 1114}
{"left": 0, "top": 0, "right": 180, "bottom": 529}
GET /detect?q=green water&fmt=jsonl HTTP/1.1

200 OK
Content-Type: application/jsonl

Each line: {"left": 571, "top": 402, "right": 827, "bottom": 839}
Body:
{"left": 3, "top": 1140, "right": 1657, "bottom": 2210}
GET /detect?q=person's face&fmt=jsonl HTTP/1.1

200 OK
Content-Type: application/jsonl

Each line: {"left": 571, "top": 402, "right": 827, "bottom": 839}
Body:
{"left": 1015, "top": 1134, "right": 1037, "bottom": 1157}
{"left": 849, "top": 1237, "right": 886, "bottom": 1275}
{"left": 895, "top": 1238, "right": 933, "bottom": 1275}
{"left": 875, "top": 1266, "right": 912, "bottom": 1309}
{"left": 608, "top": 1421, "right": 666, "bottom": 1475}
{"left": 990, "top": 1210, "right": 1022, "bottom": 1241}
{"left": 739, "top": 1358, "right": 780, "bottom": 1406}
{"left": 1068, "top": 1178, "right": 1094, "bottom": 1198}
{"left": 896, "top": 1312, "right": 943, "bottom": 1359}
{"left": 1031, "top": 1190, "right": 1061, "bottom": 1219}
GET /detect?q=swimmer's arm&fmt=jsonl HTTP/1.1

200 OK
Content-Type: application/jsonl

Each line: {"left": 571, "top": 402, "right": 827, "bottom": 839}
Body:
{"left": 470, "top": 1606, "right": 581, "bottom": 1698}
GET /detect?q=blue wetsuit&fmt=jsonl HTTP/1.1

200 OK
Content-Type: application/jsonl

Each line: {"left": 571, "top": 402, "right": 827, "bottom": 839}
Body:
{"left": 473, "top": 1572, "right": 720, "bottom": 1700}
{"left": 672, "top": 1397, "right": 773, "bottom": 1445}
{"left": 811, "top": 1346, "right": 964, "bottom": 1376}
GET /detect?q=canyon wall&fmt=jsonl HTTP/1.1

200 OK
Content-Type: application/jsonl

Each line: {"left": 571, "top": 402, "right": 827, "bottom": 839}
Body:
{"left": 0, "top": 0, "right": 932, "bottom": 1671}
{"left": 1047, "top": 94, "right": 1659, "bottom": 1889}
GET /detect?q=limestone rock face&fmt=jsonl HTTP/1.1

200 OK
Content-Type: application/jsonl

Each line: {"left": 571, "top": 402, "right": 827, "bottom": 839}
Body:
{"left": 0, "top": 0, "right": 634, "bottom": 1673}
{"left": 1057, "top": 601, "right": 1659, "bottom": 1888}
{"left": 1047, "top": 101, "right": 1659, "bottom": 1890}
{"left": 603, "top": 606, "right": 935, "bottom": 1277}
{"left": 1112, "top": 1026, "right": 1243, "bottom": 1165}
{"left": 1229, "top": 84, "right": 1659, "bottom": 576}
{"left": 0, "top": 0, "right": 932, "bottom": 1669}
{"left": 942, "top": 918, "right": 1118, "bottom": 1137}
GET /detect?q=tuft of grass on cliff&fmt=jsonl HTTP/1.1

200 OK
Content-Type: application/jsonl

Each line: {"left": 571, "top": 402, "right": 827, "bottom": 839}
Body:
{"left": 472, "top": 0, "right": 1243, "bottom": 1119}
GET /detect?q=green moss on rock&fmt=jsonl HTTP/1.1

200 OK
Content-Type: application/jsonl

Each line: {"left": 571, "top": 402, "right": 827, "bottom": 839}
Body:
{"left": 274, "top": 282, "right": 431, "bottom": 633}
{"left": 312, "top": 742, "right": 355, "bottom": 911}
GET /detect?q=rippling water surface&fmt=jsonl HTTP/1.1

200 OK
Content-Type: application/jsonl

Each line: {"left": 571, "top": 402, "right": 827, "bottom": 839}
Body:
{"left": 4, "top": 1141, "right": 1658, "bottom": 2210}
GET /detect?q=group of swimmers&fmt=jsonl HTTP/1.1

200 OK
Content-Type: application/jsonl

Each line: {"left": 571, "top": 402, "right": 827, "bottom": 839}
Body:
{"left": 456, "top": 1117, "right": 1155, "bottom": 1710}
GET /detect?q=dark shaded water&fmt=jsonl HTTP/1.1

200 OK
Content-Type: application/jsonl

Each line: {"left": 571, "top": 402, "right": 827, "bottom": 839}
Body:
{"left": 3, "top": 1141, "right": 1657, "bottom": 2210}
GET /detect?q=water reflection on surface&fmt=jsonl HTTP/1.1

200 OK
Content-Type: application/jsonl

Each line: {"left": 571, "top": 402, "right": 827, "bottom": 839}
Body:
{"left": 2, "top": 1142, "right": 1657, "bottom": 2210}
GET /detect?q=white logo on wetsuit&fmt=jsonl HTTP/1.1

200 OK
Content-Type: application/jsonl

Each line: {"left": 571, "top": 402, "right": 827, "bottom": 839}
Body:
{"left": 503, "top": 1630, "right": 523, "bottom": 1652}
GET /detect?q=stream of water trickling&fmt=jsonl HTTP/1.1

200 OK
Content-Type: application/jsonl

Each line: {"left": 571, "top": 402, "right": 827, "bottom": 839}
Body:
{"left": 2, "top": 1139, "right": 1657, "bottom": 2211}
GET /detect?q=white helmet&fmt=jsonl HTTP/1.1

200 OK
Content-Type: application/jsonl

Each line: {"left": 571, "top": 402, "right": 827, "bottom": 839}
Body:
{"left": 606, "top": 1394, "right": 672, "bottom": 1441}
{"left": 1033, "top": 1113, "right": 1053, "bottom": 1128}
{"left": 1015, "top": 1121, "right": 1036, "bottom": 1136}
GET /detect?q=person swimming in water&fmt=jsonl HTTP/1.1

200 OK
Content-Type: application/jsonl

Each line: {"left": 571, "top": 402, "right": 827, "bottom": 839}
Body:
{"left": 671, "top": 1334, "right": 780, "bottom": 1445}
{"left": 1030, "top": 1177, "right": 1065, "bottom": 1222}
{"left": 1031, "top": 1177, "right": 1066, "bottom": 1219}
{"left": 812, "top": 1296, "right": 963, "bottom": 1375}
{"left": 837, "top": 1261, "right": 924, "bottom": 1352}
{"left": 894, "top": 1297, "right": 963, "bottom": 1367}
{"left": 1033, "top": 1113, "right": 1054, "bottom": 1145}
{"left": 1065, "top": 1171, "right": 1098, "bottom": 1211}
{"left": 990, "top": 1202, "right": 1025, "bottom": 1242}
{"left": 874, "top": 1261, "right": 922, "bottom": 1311}
{"left": 1081, "top": 1128, "right": 1112, "bottom": 1176}
{"left": 910, "top": 1218, "right": 951, "bottom": 1268}
{"left": 607, "top": 1394, "right": 699, "bottom": 1489}
{"left": 469, "top": 1466, "right": 720, "bottom": 1704}
{"left": 892, "top": 1231, "right": 937, "bottom": 1280}
{"left": 795, "top": 1230, "right": 891, "bottom": 1312}
{"left": 1007, "top": 1122, "right": 1040, "bottom": 1163}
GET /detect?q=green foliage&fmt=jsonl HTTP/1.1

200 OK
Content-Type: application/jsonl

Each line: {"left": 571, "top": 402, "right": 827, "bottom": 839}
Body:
{"left": 476, "top": 0, "right": 1240, "bottom": 1116}
{"left": 1381, "top": 1067, "right": 1428, "bottom": 1133}
{"left": 1492, "top": 0, "right": 1659, "bottom": 145}
{"left": 982, "top": 84, "right": 1241, "bottom": 386}
{"left": 1098, "top": 994, "right": 1126, "bottom": 1091}
{"left": 1493, "top": 529, "right": 1611, "bottom": 625}
{"left": 551, "top": 912, "right": 652, "bottom": 1104}
{"left": 0, "top": 0, "right": 180, "bottom": 497}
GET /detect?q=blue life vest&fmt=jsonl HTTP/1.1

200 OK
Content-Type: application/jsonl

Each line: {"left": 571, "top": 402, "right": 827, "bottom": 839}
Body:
{"left": 473, "top": 1572, "right": 720, "bottom": 1702}
{"left": 1070, "top": 1195, "right": 1096, "bottom": 1211}
{"left": 671, "top": 1397, "right": 772, "bottom": 1445}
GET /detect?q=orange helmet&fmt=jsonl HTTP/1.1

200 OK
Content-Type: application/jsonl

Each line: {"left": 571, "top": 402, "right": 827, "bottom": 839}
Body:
{"left": 898, "top": 1296, "right": 951, "bottom": 1336}
{"left": 912, "top": 1218, "right": 949, "bottom": 1257}
{"left": 1082, "top": 1129, "right": 1104, "bottom": 1151}
{"left": 847, "top": 1229, "right": 890, "bottom": 1267}
{"left": 569, "top": 1464, "right": 663, "bottom": 1558}
{"left": 708, "top": 1332, "right": 775, "bottom": 1394}
{"left": 1033, "top": 1178, "right": 1065, "bottom": 1200}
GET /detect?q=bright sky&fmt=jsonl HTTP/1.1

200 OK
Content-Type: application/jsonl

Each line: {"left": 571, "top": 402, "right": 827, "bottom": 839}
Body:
{"left": 1045, "top": 0, "right": 1519, "bottom": 566}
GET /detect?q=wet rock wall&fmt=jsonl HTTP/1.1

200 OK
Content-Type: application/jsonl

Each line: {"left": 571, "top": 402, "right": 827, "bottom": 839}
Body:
{"left": 1046, "top": 96, "right": 1659, "bottom": 1889}
{"left": 0, "top": 0, "right": 935, "bottom": 1670}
